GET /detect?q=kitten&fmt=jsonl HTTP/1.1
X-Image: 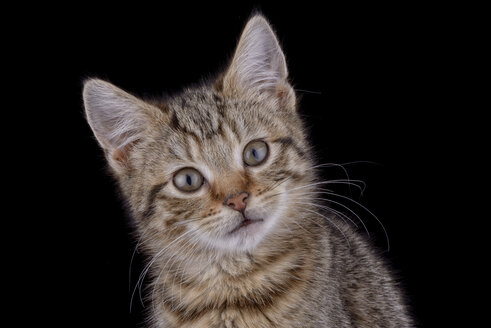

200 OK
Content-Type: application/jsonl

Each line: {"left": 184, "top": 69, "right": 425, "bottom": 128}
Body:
{"left": 83, "top": 15, "right": 413, "bottom": 328}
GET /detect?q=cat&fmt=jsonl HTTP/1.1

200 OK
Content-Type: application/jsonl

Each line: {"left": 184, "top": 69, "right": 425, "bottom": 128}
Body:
{"left": 83, "top": 14, "right": 413, "bottom": 328}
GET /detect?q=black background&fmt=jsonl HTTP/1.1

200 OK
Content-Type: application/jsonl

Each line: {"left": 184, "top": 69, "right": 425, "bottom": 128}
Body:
{"left": 12, "top": 2, "right": 469, "bottom": 327}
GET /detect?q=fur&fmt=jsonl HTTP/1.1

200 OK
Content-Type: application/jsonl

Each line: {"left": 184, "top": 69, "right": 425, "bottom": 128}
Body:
{"left": 83, "top": 14, "right": 413, "bottom": 328}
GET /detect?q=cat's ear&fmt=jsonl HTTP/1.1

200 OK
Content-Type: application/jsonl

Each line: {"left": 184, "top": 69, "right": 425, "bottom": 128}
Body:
{"left": 83, "top": 79, "right": 162, "bottom": 172}
{"left": 221, "top": 15, "right": 295, "bottom": 108}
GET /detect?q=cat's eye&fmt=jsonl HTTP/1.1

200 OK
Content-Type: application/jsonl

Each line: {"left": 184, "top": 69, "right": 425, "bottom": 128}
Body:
{"left": 243, "top": 140, "right": 269, "bottom": 166}
{"left": 173, "top": 168, "right": 204, "bottom": 192}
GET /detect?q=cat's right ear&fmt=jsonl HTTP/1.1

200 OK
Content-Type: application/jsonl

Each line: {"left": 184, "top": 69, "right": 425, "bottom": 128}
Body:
{"left": 220, "top": 15, "right": 295, "bottom": 110}
{"left": 83, "top": 79, "right": 163, "bottom": 173}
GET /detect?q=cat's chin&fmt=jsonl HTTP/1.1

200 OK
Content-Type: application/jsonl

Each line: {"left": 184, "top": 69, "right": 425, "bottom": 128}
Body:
{"left": 218, "top": 220, "right": 268, "bottom": 253}
{"left": 207, "top": 204, "right": 284, "bottom": 253}
{"left": 228, "top": 217, "right": 264, "bottom": 235}
{"left": 228, "top": 213, "right": 264, "bottom": 234}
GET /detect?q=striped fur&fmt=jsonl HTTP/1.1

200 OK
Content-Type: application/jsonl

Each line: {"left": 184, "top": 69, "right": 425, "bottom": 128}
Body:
{"left": 83, "top": 15, "right": 413, "bottom": 328}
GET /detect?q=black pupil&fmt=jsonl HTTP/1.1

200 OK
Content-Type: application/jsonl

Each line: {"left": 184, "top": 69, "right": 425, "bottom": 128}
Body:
{"left": 252, "top": 148, "right": 258, "bottom": 159}
{"left": 186, "top": 174, "right": 192, "bottom": 186}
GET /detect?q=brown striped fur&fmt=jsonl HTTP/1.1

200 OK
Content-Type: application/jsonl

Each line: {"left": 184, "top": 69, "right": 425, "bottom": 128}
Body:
{"left": 83, "top": 15, "right": 413, "bottom": 327}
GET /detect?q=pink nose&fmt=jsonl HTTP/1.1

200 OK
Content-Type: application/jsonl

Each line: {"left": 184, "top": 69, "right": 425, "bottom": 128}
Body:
{"left": 225, "top": 192, "right": 249, "bottom": 212}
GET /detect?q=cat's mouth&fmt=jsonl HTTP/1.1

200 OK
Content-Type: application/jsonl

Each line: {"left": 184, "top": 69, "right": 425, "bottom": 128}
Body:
{"left": 229, "top": 215, "right": 264, "bottom": 235}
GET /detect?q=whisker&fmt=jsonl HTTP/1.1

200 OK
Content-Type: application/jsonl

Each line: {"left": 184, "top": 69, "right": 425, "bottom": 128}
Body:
{"left": 307, "top": 161, "right": 379, "bottom": 171}
{"left": 262, "top": 172, "right": 299, "bottom": 193}
{"left": 129, "top": 239, "right": 142, "bottom": 296}
{"left": 289, "top": 196, "right": 370, "bottom": 237}
{"left": 130, "top": 228, "right": 196, "bottom": 310}
{"left": 306, "top": 161, "right": 377, "bottom": 195}
{"left": 314, "top": 189, "right": 390, "bottom": 251}
{"left": 176, "top": 237, "right": 201, "bottom": 307}
{"left": 271, "top": 180, "right": 334, "bottom": 194}
{"left": 322, "top": 179, "right": 367, "bottom": 194}
{"left": 306, "top": 163, "right": 350, "bottom": 181}
{"left": 173, "top": 216, "right": 203, "bottom": 226}
{"left": 151, "top": 229, "right": 202, "bottom": 313}
{"left": 295, "top": 88, "right": 322, "bottom": 94}
{"left": 288, "top": 200, "right": 359, "bottom": 228}
{"left": 296, "top": 206, "right": 351, "bottom": 249}
{"left": 128, "top": 223, "right": 164, "bottom": 303}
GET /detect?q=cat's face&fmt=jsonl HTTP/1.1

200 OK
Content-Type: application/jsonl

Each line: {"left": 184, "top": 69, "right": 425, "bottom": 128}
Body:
{"left": 84, "top": 16, "right": 314, "bottom": 254}
{"left": 134, "top": 91, "right": 312, "bottom": 253}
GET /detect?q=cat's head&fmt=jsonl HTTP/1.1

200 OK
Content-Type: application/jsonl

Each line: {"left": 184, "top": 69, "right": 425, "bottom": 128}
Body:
{"left": 83, "top": 16, "right": 315, "bottom": 254}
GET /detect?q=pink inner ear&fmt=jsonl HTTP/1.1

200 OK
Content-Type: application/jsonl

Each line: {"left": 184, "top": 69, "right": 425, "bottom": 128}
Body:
{"left": 275, "top": 83, "right": 295, "bottom": 109}
{"left": 112, "top": 148, "right": 128, "bottom": 163}
{"left": 111, "top": 141, "right": 138, "bottom": 165}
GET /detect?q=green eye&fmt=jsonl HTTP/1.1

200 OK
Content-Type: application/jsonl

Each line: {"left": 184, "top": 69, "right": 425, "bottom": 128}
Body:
{"left": 243, "top": 140, "right": 269, "bottom": 166}
{"left": 173, "top": 168, "right": 204, "bottom": 192}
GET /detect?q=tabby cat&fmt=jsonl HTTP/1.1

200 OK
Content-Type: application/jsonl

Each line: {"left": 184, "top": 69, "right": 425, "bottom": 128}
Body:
{"left": 83, "top": 15, "right": 412, "bottom": 328}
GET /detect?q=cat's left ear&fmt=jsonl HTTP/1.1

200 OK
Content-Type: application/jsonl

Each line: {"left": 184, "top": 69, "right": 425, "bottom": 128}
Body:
{"left": 221, "top": 15, "right": 295, "bottom": 109}
{"left": 83, "top": 79, "right": 165, "bottom": 174}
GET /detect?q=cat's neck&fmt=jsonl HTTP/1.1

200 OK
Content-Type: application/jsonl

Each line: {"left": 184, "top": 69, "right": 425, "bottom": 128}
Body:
{"left": 149, "top": 220, "right": 320, "bottom": 326}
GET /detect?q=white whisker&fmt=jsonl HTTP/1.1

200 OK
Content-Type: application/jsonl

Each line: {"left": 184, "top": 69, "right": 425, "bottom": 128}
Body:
{"left": 314, "top": 189, "right": 390, "bottom": 251}
{"left": 289, "top": 196, "right": 370, "bottom": 237}
{"left": 289, "top": 200, "right": 358, "bottom": 228}
{"left": 130, "top": 228, "right": 196, "bottom": 310}
{"left": 296, "top": 206, "right": 351, "bottom": 249}
{"left": 321, "top": 179, "right": 367, "bottom": 194}
{"left": 151, "top": 229, "right": 202, "bottom": 313}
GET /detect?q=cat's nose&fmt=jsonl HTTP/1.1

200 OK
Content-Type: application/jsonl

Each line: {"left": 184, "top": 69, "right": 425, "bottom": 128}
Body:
{"left": 224, "top": 192, "right": 249, "bottom": 212}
